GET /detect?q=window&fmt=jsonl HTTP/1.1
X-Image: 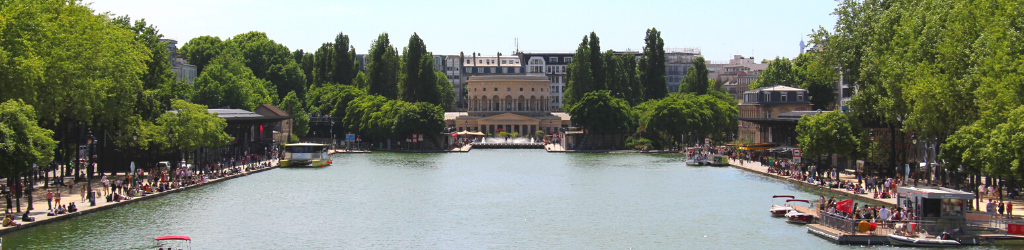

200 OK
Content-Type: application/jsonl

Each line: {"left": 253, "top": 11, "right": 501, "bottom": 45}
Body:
{"left": 520, "top": 88, "right": 523, "bottom": 91}
{"left": 466, "top": 59, "right": 471, "bottom": 64}
{"left": 532, "top": 88, "right": 535, "bottom": 91}
{"left": 531, "top": 59, "right": 543, "bottom": 64}
{"left": 507, "top": 88, "right": 511, "bottom": 91}
{"left": 564, "top": 57, "right": 572, "bottom": 63}
{"left": 798, "top": 93, "right": 804, "bottom": 101}
{"left": 494, "top": 88, "right": 498, "bottom": 91}
{"left": 502, "top": 60, "right": 507, "bottom": 64}
{"left": 764, "top": 93, "right": 770, "bottom": 102}
{"left": 479, "top": 60, "right": 483, "bottom": 63}
{"left": 781, "top": 94, "right": 788, "bottom": 102}
{"left": 549, "top": 57, "right": 557, "bottom": 63}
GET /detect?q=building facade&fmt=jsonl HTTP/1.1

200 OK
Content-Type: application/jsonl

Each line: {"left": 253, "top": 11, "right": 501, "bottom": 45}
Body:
{"left": 518, "top": 52, "right": 573, "bottom": 111}
{"left": 446, "top": 75, "right": 571, "bottom": 136}
{"left": 665, "top": 48, "right": 702, "bottom": 92}
{"left": 160, "top": 39, "right": 198, "bottom": 85}
{"left": 737, "top": 85, "right": 813, "bottom": 144}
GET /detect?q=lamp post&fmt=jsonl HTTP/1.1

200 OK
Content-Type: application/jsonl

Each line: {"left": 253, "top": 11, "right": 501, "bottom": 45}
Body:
{"left": 168, "top": 127, "right": 178, "bottom": 181}
{"left": 912, "top": 131, "right": 918, "bottom": 186}
{"left": 86, "top": 131, "right": 96, "bottom": 206}
{"left": 132, "top": 130, "right": 138, "bottom": 185}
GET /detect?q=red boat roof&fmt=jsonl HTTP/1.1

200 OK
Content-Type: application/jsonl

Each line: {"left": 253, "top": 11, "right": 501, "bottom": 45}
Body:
{"left": 155, "top": 236, "right": 191, "bottom": 241}
{"left": 786, "top": 199, "right": 810, "bottom": 203}
{"left": 773, "top": 195, "right": 796, "bottom": 199}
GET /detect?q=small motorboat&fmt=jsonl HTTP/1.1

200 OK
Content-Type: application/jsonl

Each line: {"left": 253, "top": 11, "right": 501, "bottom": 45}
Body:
{"left": 783, "top": 199, "right": 813, "bottom": 224}
{"left": 887, "top": 233, "right": 961, "bottom": 247}
{"left": 156, "top": 235, "right": 192, "bottom": 250}
{"left": 770, "top": 195, "right": 796, "bottom": 217}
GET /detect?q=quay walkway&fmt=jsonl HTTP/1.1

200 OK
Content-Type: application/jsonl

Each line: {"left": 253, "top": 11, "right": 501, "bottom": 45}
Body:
{"left": 0, "top": 158, "right": 280, "bottom": 235}
{"left": 728, "top": 158, "right": 897, "bottom": 206}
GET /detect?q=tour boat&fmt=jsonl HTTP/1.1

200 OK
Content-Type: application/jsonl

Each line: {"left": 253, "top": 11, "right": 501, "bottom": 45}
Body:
{"left": 770, "top": 195, "right": 796, "bottom": 217}
{"left": 155, "top": 236, "right": 192, "bottom": 250}
{"left": 784, "top": 199, "right": 814, "bottom": 224}
{"left": 887, "top": 233, "right": 961, "bottom": 247}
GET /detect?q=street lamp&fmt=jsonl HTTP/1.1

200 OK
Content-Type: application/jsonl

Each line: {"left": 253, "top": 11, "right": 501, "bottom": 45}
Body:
{"left": 86, "top": 131, "right": 95, "bottom": 206}
{"left": 869, "top": 131, "right": 876, "bottom": 142}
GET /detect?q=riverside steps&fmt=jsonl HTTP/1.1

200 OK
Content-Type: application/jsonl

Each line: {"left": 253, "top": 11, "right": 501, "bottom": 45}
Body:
{"left": 0, "top": 158, "right": 280, "bottom": 235}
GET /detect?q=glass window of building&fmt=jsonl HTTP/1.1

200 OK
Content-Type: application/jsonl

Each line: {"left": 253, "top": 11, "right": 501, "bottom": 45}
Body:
{"left": 549, "top": 57, "right": 557, "bottom": 63}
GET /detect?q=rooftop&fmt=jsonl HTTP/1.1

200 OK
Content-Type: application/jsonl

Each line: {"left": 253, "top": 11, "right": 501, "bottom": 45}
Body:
{"left": 744, "top": 85, "right": 806, "bottom": 94}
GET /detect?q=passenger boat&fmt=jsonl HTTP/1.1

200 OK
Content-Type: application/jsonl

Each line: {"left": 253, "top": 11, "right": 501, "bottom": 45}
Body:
{"left": 155, "top": 235, "right": 192, "bottom": 250}
{"left": 887, "top": 233, "right": 961, "bottom": 247}
{"left": 783, "top": 199, "right": 813, "bottom": 224}
{"left": 770, "top": 195, "right": 796, "bottom": 217}
{"left": 280, "top": 143, "right": 330, "bottom": 167}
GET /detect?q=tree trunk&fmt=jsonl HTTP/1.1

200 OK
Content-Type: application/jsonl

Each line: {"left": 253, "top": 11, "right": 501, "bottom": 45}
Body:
{"left": 26, "top": 173, "right": 33, "bottom": 211}
{"left": 15, "top": 175, "right": 21, "bottom": 213}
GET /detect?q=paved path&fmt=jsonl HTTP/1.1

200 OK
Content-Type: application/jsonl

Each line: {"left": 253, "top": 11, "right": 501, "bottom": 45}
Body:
{"left": 0, "top": 159, "right": 279, "bottom": 235}
{"left": 728, "top": 158, "right": 898, "bottom": 206}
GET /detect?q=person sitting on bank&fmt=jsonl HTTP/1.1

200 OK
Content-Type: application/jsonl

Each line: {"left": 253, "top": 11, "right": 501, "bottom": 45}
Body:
{"left": 68, "top": 202, "right": 78, "bottom": 213}
{"left": 3, "top": 214, "right": 19, "bottom": 227}
{"left": 47, "top": 209, "right": 56, "bottom": 216}
{"left": 22, "top": 211, "right": 35, "bottom": 222}
{"left": 56, "top": 205, "right": 66, "bottom": 214}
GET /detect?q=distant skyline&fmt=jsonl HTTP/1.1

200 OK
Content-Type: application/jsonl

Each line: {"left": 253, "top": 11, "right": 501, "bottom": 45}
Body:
{"left": 86, "top": 0, "right": 838, "bottom": 62}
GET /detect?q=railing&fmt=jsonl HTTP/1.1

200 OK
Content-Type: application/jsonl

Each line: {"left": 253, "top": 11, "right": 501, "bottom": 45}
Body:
{"left": 818, "top": 212, "right": 969, "bottom": 236}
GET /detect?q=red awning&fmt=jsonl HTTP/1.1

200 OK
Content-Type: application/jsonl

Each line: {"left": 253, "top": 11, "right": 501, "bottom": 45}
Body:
{"left": 155, "top": 236, "right": 191, "bottom": 241}
{"left": 786, "top": 199, "right": 810, "bottom": 203}
{"left": 772, "top": 195, "right": 795, "bottom": 199}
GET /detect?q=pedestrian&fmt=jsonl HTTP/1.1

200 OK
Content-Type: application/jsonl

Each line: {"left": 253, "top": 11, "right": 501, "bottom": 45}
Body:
{"left": 988, "top": 199, "right": 996, "bottom": 218}
{"left": 54, "top": 191, "right": 61, "bottom": 208}
{"left": 80, "top": 184, "right": 86, "bottom": 201}
{"left": 1009, "top": 202, "right": 1014, "bottom": 219}
{"left": 46, "top": 190, "right": 53, "bottom": 210}
{"left": 1000, "top": 201, "right": 1006, "bottom": 217}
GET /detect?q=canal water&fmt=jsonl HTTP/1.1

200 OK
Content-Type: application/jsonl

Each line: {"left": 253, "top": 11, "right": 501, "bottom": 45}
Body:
{"left": 0, "top": 149, "right": 997, "bottom": 249}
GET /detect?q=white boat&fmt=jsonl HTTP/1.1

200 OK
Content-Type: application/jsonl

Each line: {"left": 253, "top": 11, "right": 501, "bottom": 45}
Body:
{"left": 783, "top": 199, "right": 813, "bottom": 224}
{"left": 887, "top": 233, "right": 961, "bottom": 247}
{"left": 770, "top": 195, "right": 796, "bottom": 217}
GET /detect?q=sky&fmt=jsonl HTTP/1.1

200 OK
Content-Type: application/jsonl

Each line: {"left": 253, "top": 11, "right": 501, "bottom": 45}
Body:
{"left": 85, "top": 0, "right": 839, "bottom": 62}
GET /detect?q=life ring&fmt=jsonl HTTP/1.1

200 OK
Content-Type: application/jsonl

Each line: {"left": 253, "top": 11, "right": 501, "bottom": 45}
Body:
{"left": 858, "top": 220, "right": 870, "bottom": 232}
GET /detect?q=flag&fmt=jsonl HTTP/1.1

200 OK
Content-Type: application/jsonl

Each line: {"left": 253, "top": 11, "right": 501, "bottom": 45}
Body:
{"left": 836, "top": 199, "right": 854, "bottom": 214}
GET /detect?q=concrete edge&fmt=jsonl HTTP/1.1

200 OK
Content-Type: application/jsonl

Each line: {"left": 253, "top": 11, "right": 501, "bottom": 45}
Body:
{"left": 0, "top": 166, "right": 277, "bottom": 236}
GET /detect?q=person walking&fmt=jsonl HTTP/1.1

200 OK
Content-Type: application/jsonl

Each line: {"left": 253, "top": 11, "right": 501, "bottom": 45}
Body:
{"left": 80, "top": 184, "right": 86, "bottom": 201}
{"left": 46, "top": 190, "right": 53, "bottom": 210}
{"left": 1009, "top": 202, "right": 1014, "bottom": 219}
{"left": 54, "top": 190, "right": 61, "bottom": 209}
{"left": 1000, "top": 201, "right": 1006, "bottom": 218}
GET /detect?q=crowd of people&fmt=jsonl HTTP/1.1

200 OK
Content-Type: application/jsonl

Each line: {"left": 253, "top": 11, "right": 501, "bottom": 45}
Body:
{"left": 2, "top": 151, "right": 277, "bottom": 227}
{"left": 818, "top": 195, "right": 916, "bottom": 221}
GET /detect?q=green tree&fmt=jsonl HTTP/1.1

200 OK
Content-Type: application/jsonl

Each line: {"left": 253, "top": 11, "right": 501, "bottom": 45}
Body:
{"left": 191, "top": 45, "right": 277, "bottom": 110}
{"left": 793, "top": 52, "right": 838, "bottom": 110}
{"left": 313, "top": 43, "right": 333, "bottom": 86}
{"left": 299, "top": 52, "right": 315, "bottom": 87}
{"left": 157, "top": 100, "right": 232, "bottom": 155}
{"left": 399, "top": 33, "right": 440, "bottom": 104}
{"left": 179, "top": 35, "right": 223, "bottom": 74}
{"left": 331, "top": 32, "right": 357, "bottom": 85}
{"left": 679, "top": 56, "right": 710, "bottom": 95}
{"left": 796, "top": 111, "right": 859, "bottom": 161}
{"left": 638, "top": 28, "right": 667, "bottom": 101}
{"left": 367, "top": 33, "right": 401, "bottom": 99}
{"left": 436, "top": 71, "right": 455, "bottom": 111}
{"left": 564, "top": 36, "right": 594, "bottom": 108}
{"left": 567, "top": 91, "right": 633, "bottom": 135}
{"left": 588, "top": 32, "right": 606, "bottom": 91}
{"left": 749, "top": 57, "right": 796, "bottom": 90}
{"left": 0, "top": 99, "right": 57, "bottom": 177}
{"left": 306, "top": 84, "right": 365, "bottom": 118}
{"left": 111, "top": 16, "right": 173, "bottom": 91}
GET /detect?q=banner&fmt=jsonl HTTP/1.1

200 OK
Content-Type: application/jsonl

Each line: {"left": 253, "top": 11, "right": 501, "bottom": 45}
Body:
{"left": 1009, "top": 224, "right": 1024, "bottom": 235}
{"left": 836, "top": 199, "right": 854, "bottom": 214}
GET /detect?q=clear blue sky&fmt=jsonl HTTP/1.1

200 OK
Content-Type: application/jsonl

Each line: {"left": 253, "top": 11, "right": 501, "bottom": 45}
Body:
{"left": 86, "top": 0, "right": 838, "bottom": 62}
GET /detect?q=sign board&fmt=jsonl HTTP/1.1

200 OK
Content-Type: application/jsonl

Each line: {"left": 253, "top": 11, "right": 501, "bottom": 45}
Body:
{"left": 704, "top": 138, "right": 710, "bottom": 145}
{"left": 793, "top": 148, "right": 802, "bottom": 158}
{"left": 1009, "top": 224, "right": 1024, "bottom": 235}
{"left": 793, "top": 157, "right": 801, "bottom": 164}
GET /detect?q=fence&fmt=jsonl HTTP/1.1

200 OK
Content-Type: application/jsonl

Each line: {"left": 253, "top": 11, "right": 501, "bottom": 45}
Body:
{"left": 818, "top": 212, "right": 969, "bottom": 236}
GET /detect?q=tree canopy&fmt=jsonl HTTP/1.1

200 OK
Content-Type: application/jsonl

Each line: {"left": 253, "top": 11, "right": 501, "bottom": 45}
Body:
{"left": 0, "top": 99, "right": 57, "bottom": 176}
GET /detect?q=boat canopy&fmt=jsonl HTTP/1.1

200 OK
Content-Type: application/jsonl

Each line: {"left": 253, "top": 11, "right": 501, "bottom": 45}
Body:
{"left": 155, "top": 236, "right": 191, "bottom": 241}
{"left": 772, "top": 195, "right": 796, "bottom": 199}
{"left": 785, "top": 199, "right": 810, "bottom": 203}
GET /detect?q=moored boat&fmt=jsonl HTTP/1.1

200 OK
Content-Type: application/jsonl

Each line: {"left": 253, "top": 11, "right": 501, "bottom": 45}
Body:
{"left": 887, "top": 233, "right": 961, "bottom": 247}
{"left": 783, "top": 199, "right": 813, "bottom": 224}
{"left": 770, "top": 195, "right": 796, "bottom": 217}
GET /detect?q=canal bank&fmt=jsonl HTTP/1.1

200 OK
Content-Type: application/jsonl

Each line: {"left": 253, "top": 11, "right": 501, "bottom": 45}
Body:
{"left": 728, "top": 158, "right": 897, "bottom": 206}
{"left": 0, "top": 159, "right": 279, "bottom": 236}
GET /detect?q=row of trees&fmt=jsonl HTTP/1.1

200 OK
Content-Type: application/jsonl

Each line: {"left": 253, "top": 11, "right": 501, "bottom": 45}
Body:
{"left": 794, "top": 0, "right": 1024, "bottom": 191}
{"left": 0, "top": 0, "right": 235, "bottom": 211}
{"left": 563, "top": 30, "right": 738, "bottom": 149}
